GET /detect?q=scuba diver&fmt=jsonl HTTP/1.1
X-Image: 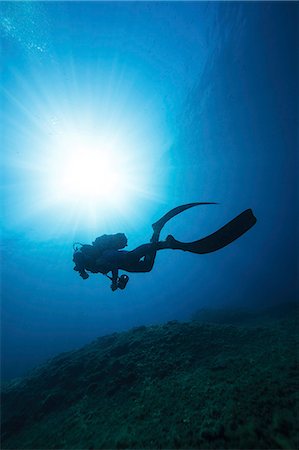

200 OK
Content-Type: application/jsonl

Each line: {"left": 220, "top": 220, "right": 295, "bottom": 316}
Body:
{"left": 73, "top": 203, "right": 257, "bottom": 291}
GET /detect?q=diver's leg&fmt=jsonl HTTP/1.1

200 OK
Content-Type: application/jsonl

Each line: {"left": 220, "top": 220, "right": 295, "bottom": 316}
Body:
{"left": 119, "top": 242, "right": 168, "bottom": 273}
{"left": 118, "top": 239, "right": 175, "bottom": 273}
{"left": 150, "top": 202, "right": 217, "bottom": 242}
{"left": 127, "top": 243, "right": 158, "bottom": 272}
{"left": 134, "top": 239, "right": 178, "bottom": 271}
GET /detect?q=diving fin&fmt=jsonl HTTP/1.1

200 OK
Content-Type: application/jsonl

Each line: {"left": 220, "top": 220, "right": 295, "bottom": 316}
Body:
{"left": 151, "top": 202, "right": 217, "bottom": 242}
{"left": 164, "top": 208, "right": 257, "bottom": 254}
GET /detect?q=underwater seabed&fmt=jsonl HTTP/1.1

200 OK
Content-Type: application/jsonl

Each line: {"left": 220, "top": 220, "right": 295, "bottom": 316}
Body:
{"left": 1, "top": 302, "right": 298, "bottom": 450}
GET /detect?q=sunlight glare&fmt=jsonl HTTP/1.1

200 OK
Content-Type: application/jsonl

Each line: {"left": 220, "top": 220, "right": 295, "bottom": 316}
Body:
{"left": 2, "top": 68, "right": 171, "bottom": 238}
{"left": 50, "top": 130, "right": 130, "bottom": 206}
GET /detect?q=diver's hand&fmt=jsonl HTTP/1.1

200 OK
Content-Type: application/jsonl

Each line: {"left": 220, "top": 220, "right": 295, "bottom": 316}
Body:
{"left": 80, "top": 271, "right": 89, "bottom": 280}
{"left": 111, "top": 283, "right": 118, "bottom": 291}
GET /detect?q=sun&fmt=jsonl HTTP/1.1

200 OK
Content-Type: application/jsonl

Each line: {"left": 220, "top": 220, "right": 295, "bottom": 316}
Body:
{"left": 48, "top": 130, "right": 132, "bottom": 206}
{"left": 24, "top": 114, "right": 169, "bottom": 236}
{"left": 2, "top": 67, "right": 171, "bottom": 238}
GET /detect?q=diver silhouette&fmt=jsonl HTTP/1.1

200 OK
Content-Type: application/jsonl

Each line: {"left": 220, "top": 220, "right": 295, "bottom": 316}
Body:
{"left": 73, "top": 203, "right": 257, "bottom": 291}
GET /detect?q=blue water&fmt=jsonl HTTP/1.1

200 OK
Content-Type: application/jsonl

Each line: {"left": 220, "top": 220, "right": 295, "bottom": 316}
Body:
{"left": 1, "top": 2, "right": 297, "bottom": 381}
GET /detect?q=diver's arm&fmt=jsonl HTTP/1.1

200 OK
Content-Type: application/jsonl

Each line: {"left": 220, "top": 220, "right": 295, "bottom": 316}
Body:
{"left": 79, "top": 270, "right": 89, "bottom": 280}
{"left": 74, "top": 265, "right": 89, "bottom": 279}
{"left": 111, "top": 269, "right": 119, "bottom": 291}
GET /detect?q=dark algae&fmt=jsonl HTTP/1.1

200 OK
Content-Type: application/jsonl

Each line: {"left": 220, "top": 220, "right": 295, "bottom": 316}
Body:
{"left": 1, "top": 303, "right": 298, "bottom": 449}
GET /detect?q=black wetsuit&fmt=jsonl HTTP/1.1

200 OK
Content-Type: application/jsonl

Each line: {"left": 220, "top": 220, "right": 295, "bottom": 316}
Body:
{"left": 73, "top": 204, "right": 257, "bottom": 289}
